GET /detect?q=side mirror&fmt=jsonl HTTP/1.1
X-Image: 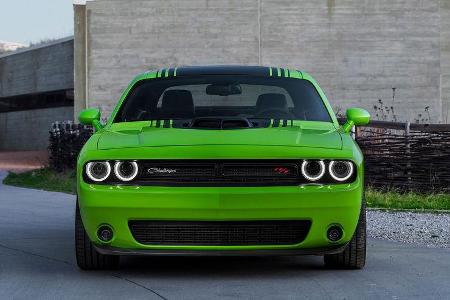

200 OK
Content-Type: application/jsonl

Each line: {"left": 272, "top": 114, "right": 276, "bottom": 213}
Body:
{"left": 342, "top": 108, "right": 370, "bottom": 133}
{"left": 79, "top": 108, "right": 103, "bottom": 131}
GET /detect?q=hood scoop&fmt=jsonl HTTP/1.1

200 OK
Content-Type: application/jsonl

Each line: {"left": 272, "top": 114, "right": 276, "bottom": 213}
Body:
{"left": 190, "top": 117, "right": 252, "bottom": 129}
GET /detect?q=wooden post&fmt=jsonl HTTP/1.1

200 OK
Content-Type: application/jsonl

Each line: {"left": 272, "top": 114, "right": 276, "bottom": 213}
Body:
{"left": 405, "top": 122, "right": 411, "bottom": 190}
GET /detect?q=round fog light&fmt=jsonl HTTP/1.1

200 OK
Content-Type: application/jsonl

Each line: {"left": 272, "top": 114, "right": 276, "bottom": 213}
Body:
{"left": 97, "top": 225, "right": 113, "bottom": 242}
{"left": 327, "top": 225, "right": 343, "bottom": 242}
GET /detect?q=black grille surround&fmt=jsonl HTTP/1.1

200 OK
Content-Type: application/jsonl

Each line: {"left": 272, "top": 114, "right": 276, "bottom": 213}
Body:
{"left": 132, "top": 159, "right": 355, "bottom": 186}
{"left": 83, "top": 159, "right": 357, "bottom": 186}
{"left": 129, "top": 220, "right": 312, "bottom": 246}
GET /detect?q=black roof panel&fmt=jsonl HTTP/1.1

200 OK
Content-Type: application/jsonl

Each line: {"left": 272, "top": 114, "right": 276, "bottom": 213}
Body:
{"left": 176, "top": 65, "right": 272, "bottom": 77}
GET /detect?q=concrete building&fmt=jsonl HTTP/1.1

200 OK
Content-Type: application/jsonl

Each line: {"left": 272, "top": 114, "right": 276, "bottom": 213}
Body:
{"left": 74, "top": 0, "right": 450, "bottom": 123}
{"left": 0, "top": 37, "right": 74, "bottom": 151}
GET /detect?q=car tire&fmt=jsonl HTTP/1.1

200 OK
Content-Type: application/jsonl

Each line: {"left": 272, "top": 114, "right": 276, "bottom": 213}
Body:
{"left": 323, "top": 199, "right": 366, "bottom": 269}
{"left": 75, "top": 201, "right": 119, "bottom": 270}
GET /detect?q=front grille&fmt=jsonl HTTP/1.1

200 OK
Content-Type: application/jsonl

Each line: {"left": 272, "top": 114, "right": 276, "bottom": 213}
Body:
{"left": 138, "top": 160, "right": 301, "bottom": 186}
{"left": 222, "top": 163, "right": 298, "bottom": 177}
{"left": 129, "top": 220, "right": 311, "bottom": 246}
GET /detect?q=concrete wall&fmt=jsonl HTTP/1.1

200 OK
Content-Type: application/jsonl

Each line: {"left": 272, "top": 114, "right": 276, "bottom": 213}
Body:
{"left": 441, "top": 0, "right": 450, "bottom": 123}
{"left": 0, "top": 37, "right": 75, "bottom": 151}
{"left": 74, "top": 5, "right": 87, "bottom": 120}
{"left": 0, "top": 37, "right": 74, "bottom": 97}
{"left": 83, "top": 0, "right": 260, "bottom": 117}
{"left": 0, "top": 107, "right": 73, "bottom": 151}
{"left": 76, "top": 0, "right": 449, "bottom": 123}
{"left": 262, "top": 0, "right": 441, "bottom": 122}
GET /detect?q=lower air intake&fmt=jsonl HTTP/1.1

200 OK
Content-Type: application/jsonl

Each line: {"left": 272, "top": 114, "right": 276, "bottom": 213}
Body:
{"left": 129, "top": 220, "right": 311, "bottom": 246}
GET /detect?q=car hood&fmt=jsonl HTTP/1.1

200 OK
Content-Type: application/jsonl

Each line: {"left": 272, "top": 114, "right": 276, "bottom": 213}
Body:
{"left": 97, "top": 122, "right": 342, "bottom": 150}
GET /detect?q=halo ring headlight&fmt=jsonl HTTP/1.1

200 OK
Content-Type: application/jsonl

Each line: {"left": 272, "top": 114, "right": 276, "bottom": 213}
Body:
{"left": 114, "top": 161, "right": 139, "bottom": 182}
{"left": 329, "top": 161, "right": 354, "bottom": 182}
{"left": 86, "top": 161, "right": 111, "bottom": 182}
{"left": 301, "top": 160, "right": 326, "bottom": 182}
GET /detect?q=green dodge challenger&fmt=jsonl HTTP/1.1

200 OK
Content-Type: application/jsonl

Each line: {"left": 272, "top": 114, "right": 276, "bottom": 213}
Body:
{"left": 76, "top": 65, "right": 370, "bottom": 270}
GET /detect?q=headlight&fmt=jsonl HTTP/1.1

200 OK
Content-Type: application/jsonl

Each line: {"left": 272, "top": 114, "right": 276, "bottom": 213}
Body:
{"left": 301, "top": 160, "right": 326, "bottom": 181}
{"left": 329, "top": 161, "right": 354, "bottom": 182}
{"left": 86, "top": 161, "right": 111, "bottom": 182}
{"left": 114, "top": 161, "right": 139, "bottom": 182}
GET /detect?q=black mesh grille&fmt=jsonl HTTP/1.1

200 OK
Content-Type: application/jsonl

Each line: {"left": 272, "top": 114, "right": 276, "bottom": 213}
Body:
{"left": 129, "top": 220, "right": 311, "bottom": 246}
{"left": 145, "top": 164, "right": 216, "bottom": 178}
{"left": 138, "top": 160, "right": 300, "bottom": 186}
{"left": 222, "top": 164, "right": 298, "bottom": 177}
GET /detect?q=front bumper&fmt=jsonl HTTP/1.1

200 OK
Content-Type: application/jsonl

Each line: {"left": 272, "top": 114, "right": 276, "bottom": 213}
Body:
{"left": 78, "top": 180, "right": 363, "bottom": 253}
{"left": 94, "top": 243, "right": 348, "bottom": 256}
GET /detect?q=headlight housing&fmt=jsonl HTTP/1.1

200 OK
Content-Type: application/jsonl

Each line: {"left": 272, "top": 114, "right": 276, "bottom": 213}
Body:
{"left": 84, "top": 160, "right": 139, "bottom": 183}
{"left": 300, "top": 159, "right": 356, "bottom": 184}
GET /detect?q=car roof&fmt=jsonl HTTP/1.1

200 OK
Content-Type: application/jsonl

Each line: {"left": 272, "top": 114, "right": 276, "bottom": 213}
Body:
{"left": 144, "top": 65, "right": 304, "bottom": 79}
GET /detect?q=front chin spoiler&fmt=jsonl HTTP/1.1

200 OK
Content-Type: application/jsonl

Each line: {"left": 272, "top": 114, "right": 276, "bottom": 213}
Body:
{"left": 94, "top": 244, "right": 348, "bottom": 257}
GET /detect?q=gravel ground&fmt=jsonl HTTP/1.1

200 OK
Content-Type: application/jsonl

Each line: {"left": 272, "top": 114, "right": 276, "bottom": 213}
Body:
{"left": 367, "top": 209, "right": 450, "bottom": 248}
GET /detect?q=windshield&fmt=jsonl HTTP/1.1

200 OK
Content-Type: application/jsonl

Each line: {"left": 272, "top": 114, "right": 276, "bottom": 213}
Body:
{"left": 114, "top": 75, "right": 332, "bottom": 125}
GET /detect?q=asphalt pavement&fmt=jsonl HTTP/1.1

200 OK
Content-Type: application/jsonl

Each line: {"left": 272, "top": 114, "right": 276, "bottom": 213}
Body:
{"left": 0, "top": 170, "right": 449, "bottom": 300}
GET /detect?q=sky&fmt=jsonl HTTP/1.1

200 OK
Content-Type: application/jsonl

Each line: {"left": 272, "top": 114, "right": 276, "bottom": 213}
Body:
{"left": 0, "top": 0, "right": 74, "bottom": 45}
